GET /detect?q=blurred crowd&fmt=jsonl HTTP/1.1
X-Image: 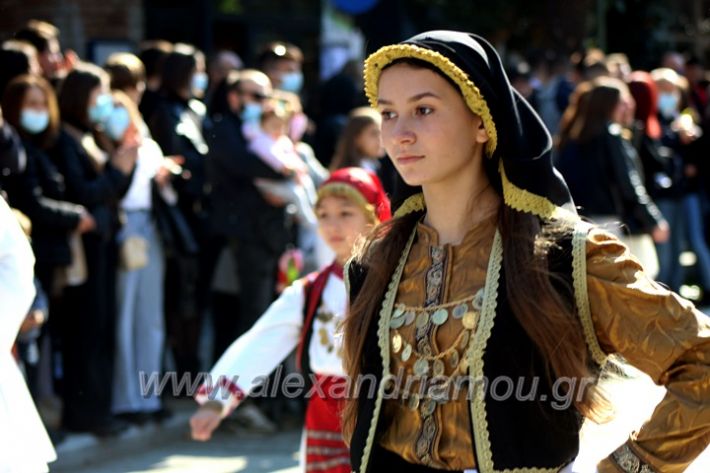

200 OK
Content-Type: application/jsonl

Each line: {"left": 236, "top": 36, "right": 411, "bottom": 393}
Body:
{"left": 508, "top": 48, "right": 710, "bottom": 300}
{"left": 0, "top": 19, "right": 394, "bottom": 443}
{"left": 1, "top": 19, "right": 709, "bottom": 448}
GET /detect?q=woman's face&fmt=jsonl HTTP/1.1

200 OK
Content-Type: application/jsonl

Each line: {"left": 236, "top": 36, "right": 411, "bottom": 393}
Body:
{"left": 377, "top": 63, "right": 488, "bottom": 187}
{"left": 22, "top": 85, "right": 48, "bottom": 112}
{"left": 355, "top": 122, "right": 384, "bottom": 159}
{"left": 316, "top": 195, "right": 372, "bottom": 264}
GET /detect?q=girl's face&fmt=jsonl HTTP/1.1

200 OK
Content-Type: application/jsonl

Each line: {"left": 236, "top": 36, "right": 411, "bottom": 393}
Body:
{"left": 316, "top": 195, "right": 372, "bottom": 264}
{"left": 22, "top": 85, "right": 48, "bottom": 112}
{"left": 377, "top": 63, "right": 488, "bottom": 188}
{"left": 356, "top": 122, "right": 384, "bottom": 159}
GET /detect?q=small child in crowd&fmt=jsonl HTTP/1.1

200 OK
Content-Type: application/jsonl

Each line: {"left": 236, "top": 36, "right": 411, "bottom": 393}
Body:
{"left": 246, "top": 102, "right": 318, "bottom": 227}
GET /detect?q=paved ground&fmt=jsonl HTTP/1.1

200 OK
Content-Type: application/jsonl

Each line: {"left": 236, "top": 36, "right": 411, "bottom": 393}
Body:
{"left": 55, "top": 429, "right": 301, "bottom": 473}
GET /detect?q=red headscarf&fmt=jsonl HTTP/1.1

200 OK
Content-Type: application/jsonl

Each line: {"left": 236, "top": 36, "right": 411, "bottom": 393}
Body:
{"left": 317, "top": 167, "right": 391, "bottom": 223}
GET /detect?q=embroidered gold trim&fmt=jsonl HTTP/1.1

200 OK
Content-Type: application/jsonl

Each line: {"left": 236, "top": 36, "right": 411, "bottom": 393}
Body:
{"left": 364, "top": 44, "right": 498, "bottom": 157}
{"left": 571, "top": 220, "right": 609, "bottom": 367}
{"left": 394, "top": 193, "right": 426, "bottom": 219}
{"left": 357, "top": 228, "right": 417, "bottom": 473}
{"left": 467, "top": 230, "right": 568, "bottom": 473}
{"left": 498, "top": 160, "right": 575, "bottom": 220}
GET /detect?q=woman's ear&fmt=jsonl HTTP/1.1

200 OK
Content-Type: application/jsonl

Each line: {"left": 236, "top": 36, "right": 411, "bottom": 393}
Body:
{"left": 474, "top": 118, "right": 490, "bottom": 144}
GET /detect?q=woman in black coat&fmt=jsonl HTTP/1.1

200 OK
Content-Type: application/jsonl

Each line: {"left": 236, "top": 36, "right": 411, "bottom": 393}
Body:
{"left": 1, "top": 75, "right": 95, "bottom": 296}
{"left": 146, "top": 44, "right": 210, "bottom": 380}
{"left": 557, "top": 77, "right": 668, "bottom": 275}
{"left": 50, "top": 63, "right": 137, "bottom": 436}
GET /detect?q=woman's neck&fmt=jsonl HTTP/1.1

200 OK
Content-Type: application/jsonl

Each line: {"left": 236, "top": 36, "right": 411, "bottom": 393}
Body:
{"left": 422, "top": 168, "right": 500, "bottom": 245}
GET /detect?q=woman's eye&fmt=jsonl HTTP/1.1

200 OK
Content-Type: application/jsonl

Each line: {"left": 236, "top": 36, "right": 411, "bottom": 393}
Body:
{"left": 416, "top": 106, "right": 433, "bottom": 116}
{"left": 380, "top": 110, "right": 396, "bottom": 121}
{"left": 340, "top": 212, "right": 353, "bottom": 218}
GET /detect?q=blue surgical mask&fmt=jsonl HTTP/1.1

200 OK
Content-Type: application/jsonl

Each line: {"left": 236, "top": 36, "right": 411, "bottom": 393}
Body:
{"left": 104, "top": 106, "right": 131, "bottom": 141}
{"left": 192, "top": 72, "right": 208, "bottom": 95}
{"left": 240, "top": 102, "right": 262, "bottom": 123}
{"left": 657, "top": 92, "right": 679, "bottom": 118}
{"left": 279, "top": 71, "right": 303, "bottom": 93}
{"left": 20, "top": 109, "right": 50, "bottom": 134}
{"left": 88, "top": 93, "right": 114, "bottom": 125}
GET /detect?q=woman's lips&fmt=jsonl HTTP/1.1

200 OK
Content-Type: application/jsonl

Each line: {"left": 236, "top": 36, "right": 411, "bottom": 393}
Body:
{"left": 396, "top": 155, "right": 424, "bottom": 165}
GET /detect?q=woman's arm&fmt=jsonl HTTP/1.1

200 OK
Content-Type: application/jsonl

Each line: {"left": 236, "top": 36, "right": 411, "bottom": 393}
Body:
{"left": 585, "top": 228, "right": 710, "bottom": 473}
{"left": 53, "top": 134, "right": 132, "bottom": 207}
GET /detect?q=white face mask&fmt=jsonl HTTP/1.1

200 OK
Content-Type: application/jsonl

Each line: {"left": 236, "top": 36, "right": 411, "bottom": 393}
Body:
{"left": 192, "top": 72, "right": 208, "bottom": 96}
{"left": 279, "top": 71, "right": 303, "bottom": 93}
{"left": 657, "top": 92, "right": 679, "bottom": 118}
{"left": 104, "top": 107, "right": 131, "bottom": 141}
{"left": 20, "top": 109, "right": 50, "bottom": 134}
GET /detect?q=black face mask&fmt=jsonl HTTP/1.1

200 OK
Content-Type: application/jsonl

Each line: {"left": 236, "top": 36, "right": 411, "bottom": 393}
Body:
{"left": 0, "top": 122, "right": 26, "bottom": 178}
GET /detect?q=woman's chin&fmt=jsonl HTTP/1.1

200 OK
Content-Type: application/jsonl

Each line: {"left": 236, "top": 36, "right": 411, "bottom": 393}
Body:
{"left": 398, "top": 171, "right": 426, "bottom": 187}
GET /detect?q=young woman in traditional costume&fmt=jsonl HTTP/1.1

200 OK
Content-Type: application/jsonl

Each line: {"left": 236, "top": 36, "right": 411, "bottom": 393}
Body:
{"left": 341, "top": 31, "right": 710, "bottom": 473}
{"left": 190, "top": 167, "right": 391, "bottom": 473}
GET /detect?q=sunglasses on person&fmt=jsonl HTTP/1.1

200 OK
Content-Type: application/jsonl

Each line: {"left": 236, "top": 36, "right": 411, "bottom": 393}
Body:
{"left": 239, "top": 90, "right": 269, "bottom": 101}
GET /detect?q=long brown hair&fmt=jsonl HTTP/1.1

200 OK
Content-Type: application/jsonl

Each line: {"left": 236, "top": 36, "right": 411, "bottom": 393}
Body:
{"left": 558, "top": 78, "right": 628, "bottom": 149}
{"left": 341, "top": 62, "right": 610, "bottom": 442}
{"left": 2, "top": 74, "right": 60, "bottom": 150}
{"left": 58, "top": 61, "right": 107, "bottom": 130}
{"left": 329, "top": 107, "right": 381, "bottom": 171}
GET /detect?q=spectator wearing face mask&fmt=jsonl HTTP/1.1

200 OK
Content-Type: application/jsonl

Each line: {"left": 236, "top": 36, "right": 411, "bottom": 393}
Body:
{"left": 205, "top": 69, "right": 293, "bottom": 346}
{"left": 649, "top": 67, "right": 710, "bottom": 297}
{"left": 49, "top": 62, "right": 137, "bottom": 436}
{"left": 1, "top": 75, "right": 97, "bottom": 402}
{"left": 257, "top": 41, "right": 304, "bottom": 95}
{"left": 147, "top": 43, "right": 210, "bottom": 383}
{"left": 100, "top": 90, "right": 173, "bottom": 424}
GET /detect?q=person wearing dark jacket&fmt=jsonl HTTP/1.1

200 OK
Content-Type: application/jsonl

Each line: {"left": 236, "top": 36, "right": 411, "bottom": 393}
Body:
{"left": 206, "top": 69, "right": 290, "bottom": 344}
{"left": 1, "top": 75, "right": 98, "bottom": 414}
{"left": 1, "top": 75, "right": 95, "bottom": 294}
{"left": 50, "top": 63, "right": 136, "bottom": 436}
{"left": 147, "top": 43, "right": 210, "bottom": 381}
{"left": 557, "top": 78, "right": 668, "bottom": 275}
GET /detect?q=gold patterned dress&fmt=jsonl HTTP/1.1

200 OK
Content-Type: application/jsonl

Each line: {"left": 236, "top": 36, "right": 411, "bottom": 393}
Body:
{"left": 372, "top": 215, "right": 710, "bottom": 473}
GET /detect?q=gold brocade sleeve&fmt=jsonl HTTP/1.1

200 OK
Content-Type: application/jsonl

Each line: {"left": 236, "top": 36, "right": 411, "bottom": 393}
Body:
{"left": 585, "top": 229, "right": 710, "bottom": 473}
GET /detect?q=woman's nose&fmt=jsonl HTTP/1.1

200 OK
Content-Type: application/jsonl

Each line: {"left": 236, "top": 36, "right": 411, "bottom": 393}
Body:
{"left": 389, "top": 118, "right": 416, "bottom": 146}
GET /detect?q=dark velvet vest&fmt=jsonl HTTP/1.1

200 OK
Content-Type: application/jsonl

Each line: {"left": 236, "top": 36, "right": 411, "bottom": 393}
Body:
{"left": 347, "top": 231, "right": 582, "bottom": 473}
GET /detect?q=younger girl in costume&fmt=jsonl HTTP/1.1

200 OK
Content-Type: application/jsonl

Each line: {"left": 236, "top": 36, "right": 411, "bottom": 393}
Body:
{"left": 190, "top": 167, "right": 391, "bottom": 473}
